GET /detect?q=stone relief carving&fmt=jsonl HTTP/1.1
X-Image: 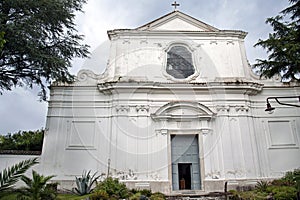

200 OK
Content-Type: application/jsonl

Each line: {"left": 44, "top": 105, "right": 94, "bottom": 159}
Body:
{"left": 136, "top": 105, "right": 150, "bottom": 112}
{"left": 77, "top": 69, "right": 104, "bottom": 83}
{"left": 216, "top": 105, "right": 250, "bottom": 113}
{"left": 235, "top": 105, "right": 249, "bottom": 112}
{"left": 150, "top": 172, "right": 161, "bottom": 180}
{"left": 115, "top": 105, "right": 130, "bottom": 113}
{"left": 226, "top": 40, "right": 234, "bottom": 45}
{"left": 110, "top": 169, "right": 138, "bottom": 180}
{"left": 216, "top": 105, "right": 230, "bottom": 112}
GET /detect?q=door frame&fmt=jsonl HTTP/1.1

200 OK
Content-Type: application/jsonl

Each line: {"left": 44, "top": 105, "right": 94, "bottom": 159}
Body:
{"left": 168, "top": 132, "right": 205, "bottom": 192}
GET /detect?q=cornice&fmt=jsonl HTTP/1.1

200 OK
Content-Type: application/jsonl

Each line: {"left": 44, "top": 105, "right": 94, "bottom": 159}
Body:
{"left": 107, "top": 30, "right": 247, "bottom": 40}
{"left": 97, "top": 80, "right": 263, "bottom": 95}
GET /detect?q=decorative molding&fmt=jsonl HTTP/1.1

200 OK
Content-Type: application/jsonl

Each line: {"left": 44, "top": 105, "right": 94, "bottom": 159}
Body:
{"left": 235, "top": 105, "right": 249, "bottom": 112}
{"left": 114, "top": 169, "right": 137, "bottom": 180}
{"left": 161, "top": 41, "right": 200, "bottom": 83}
{"left": 140, "top": 39, "right": 148, "bottom": 44}
{"left": 135, "top": 105, "right": 150, "bottom": 113}
{"left": 151, "top": 101, "right": 215, "bottom": 121}
{"left": 155, "top": 42, "right": 162, "bottom": 47}
{"left": 115, "top": 105, "right": 130, "bottom": 113}
{"left": 216, "top": 105, "right": 230, "bottom": 112}
{"left": 216, "top": 105, "right": 249, "bottom": 113}
{"left": 200, "top": 128, "right": 212, "bottom": 135}
{"left": 226, "top": 40, "right": 234, "bottom": 45}
{"left": 77, "top": 69, "right": 104, "bottom": 82}
{"left": 123, "top": 39, "right": 130, "bottom": 44}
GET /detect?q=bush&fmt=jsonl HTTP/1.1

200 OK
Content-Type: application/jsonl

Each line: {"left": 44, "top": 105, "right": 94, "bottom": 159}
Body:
{"left": 229, "top": 171, "right": 299, "bottom": 200}
{"left": 140, "top": 189, "right": 152, "bottom": 197}
{"left": 129, "top": 192, "right": 142, "bottom": 200}
{"left": 93, "top": 177, "right": 129, "bottom": 199}
{"left": 0, "top": 129, "right": 44, "bottom": 151}
{"left": 89, "top": 189, "right": 109, "bottom": 200}
{"left": 266, "top": 185, "right": 297, "bottom": 200}
{"left": 150, "top": 192, "right": 165, "bottom": 200}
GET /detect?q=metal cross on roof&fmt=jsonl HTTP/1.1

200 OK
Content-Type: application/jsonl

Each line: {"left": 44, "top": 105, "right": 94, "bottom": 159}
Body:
{"left": 172, "top": 1, "right": 180, "bottom": 11}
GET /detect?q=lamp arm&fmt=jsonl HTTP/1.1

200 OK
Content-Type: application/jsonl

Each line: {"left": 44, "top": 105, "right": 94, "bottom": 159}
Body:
{"left": 269, "top": 96, "right": 300, "bottom": 108}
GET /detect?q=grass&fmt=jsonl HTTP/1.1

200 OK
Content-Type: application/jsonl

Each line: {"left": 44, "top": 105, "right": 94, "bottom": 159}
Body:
{"left": 0, "top": 192, "right": 90, "bottom": 200}
{"left": 0, "top": 193, "right": 18, "bottom": 200}
{"left": 57, "top": 193, "right": 91, "bottom": 200}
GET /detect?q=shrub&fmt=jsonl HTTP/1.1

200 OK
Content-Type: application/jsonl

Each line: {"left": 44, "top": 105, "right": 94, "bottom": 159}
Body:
{"left": 140, "top": 189, "right": 152, "bottom": 197}
{"left": 94, "top": 177, "right": 129, "bottom": 199}
{"left": 266, "top": 185, "right": 297, "bottom": 200}
{"left": 150, "top": 192, "right": 165, "bottom": 200}
{"left": 0, "top": 129, "right": 44, "bottom": 151}
{"left": 129, "top": 192, "right": 142, "bottom": 200}
{"left": 89, "top": 189, "right": 109, "bottom": 200}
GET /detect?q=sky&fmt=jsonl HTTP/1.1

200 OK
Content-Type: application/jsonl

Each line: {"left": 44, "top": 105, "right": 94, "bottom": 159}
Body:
{"left": 0, "top": 0, "right": 291, "bottom": 134}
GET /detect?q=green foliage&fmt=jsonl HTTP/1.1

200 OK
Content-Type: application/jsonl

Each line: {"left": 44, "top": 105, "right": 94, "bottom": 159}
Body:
{"left": 0, "top": 32, "right": 5, "bottom": 51}
{"left": 0, "top": 158, "right": 38, "bottom": 196}
{"left": 150, "top": 192, "right": 166, "bottom": 200}
{"left": 140, "top": 189, "right": 152, "bottom": 197}
{"left": 0, "top": 129, "right": 44, "bottom": 151}
{"left": 17, "top": 170, "right": 56, "bottom": 200}
{"left": 57, "top": 193, "right": 91, "bottom": 200}
{"left": 0, "top": 0, "right": 90, "bottom": 100}
{"left": 266, "top": 185, "right": 297, "bottom": 200}
{"left": 254, "top": 180, "right": 270, "bottom": 192}
{"left": 229, "top": 169, "right": 300, "bottom": 199}
{"left": 254, "top": 0, "right": 300, "bottom": 81}
{"left": 94, "top": 177, "right": 129, "bottom": 199}
{"left": 89, "top": 189, "right": 109, "bottom": 200}
{"left": 72, "top": 170, "right": 99, "bottom": 196}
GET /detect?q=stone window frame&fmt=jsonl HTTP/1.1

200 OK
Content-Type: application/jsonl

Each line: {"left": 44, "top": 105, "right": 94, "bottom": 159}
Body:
{"left": 162, "top": 41, "right": 199, "bottom": 82}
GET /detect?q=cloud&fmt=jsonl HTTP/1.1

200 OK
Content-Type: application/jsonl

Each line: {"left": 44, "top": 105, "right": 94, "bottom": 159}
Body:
{"left": 0, "top": 87, "right": 47, "bottom": 134}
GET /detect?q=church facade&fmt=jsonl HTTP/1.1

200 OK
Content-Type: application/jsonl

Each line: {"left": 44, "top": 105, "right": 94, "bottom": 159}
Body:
{"left": 40, "top": 11, "right": 300, "bottom": 194}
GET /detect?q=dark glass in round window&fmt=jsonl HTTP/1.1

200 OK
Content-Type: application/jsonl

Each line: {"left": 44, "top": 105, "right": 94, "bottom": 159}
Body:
{"left": 166, "top": 46, "right": 195, "bottom": 79}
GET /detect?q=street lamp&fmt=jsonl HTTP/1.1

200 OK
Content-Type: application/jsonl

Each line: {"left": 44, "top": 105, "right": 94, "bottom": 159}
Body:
{"left": 265, "top": 96, "right": 300, "bottom": 112}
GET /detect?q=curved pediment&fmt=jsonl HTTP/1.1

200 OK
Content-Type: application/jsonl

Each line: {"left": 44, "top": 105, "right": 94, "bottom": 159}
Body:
{"left": 151, "top": 101, "right": 215, "bottom": 121}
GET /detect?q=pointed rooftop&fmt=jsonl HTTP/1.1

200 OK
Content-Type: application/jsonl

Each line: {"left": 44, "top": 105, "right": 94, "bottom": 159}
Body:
{"left": 136, "top": 11, "right": 219, "bottom": 32}
{"left": 107, "top": 10, "right": 247, "bottom": 40}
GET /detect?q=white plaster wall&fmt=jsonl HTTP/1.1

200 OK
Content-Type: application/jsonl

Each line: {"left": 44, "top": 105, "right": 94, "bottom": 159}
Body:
{"left": 40, "top": 81, "right": 300, "bottom": 193}
{"left": 105, "top": 35, "right": 249, "bottom": 83}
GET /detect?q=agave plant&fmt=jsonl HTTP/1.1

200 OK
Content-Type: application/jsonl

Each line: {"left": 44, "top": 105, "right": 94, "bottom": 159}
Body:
{"left": 73, "top": 170, "right": 100, "bottom": 195}
{"left": 0, "top": 158, "right": 38, "bottom": 196}
{"left": 17, "top": 170, "right": 56, "bottom": 200}
{"left": 255, "top": 180, "right": 270, "bottom": 192}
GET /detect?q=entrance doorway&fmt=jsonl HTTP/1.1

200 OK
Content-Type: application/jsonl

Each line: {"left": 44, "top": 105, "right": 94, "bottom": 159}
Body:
{"left": 178, "top": 163, "right": 192, "bottom": 190}
{"left": 171, "top": 135, "right": 201, "bottom": 190}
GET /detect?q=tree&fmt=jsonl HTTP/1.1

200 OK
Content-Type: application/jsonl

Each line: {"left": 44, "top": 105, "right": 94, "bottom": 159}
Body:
{"left": 0, "top": 0, "right": 89, "bottom": 100}
{"left": 17, "top": 170, "right": 56, "bottom": 200}
{"left": 254, "top": 0, "right": 300, "bottom": 81}
{"left": 0, "top": 158, "right": 38, "bottom": 197}
{"left": 0, "top": 129, "right": 44, "bottom": 151}
{"left": 0, "top": 31, "right": 5, "bottom": 51}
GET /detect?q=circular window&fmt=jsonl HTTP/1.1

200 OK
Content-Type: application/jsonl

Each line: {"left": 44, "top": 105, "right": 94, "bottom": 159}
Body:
{"left": 166, "top": 45, "right": 195, "bottom": 79}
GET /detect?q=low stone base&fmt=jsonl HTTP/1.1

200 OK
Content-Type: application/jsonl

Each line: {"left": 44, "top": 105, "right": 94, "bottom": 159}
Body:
{"left": 203, "top": 179, "right": 259, "bottom": 192}
{"left": 124, "top": 180, "right": 170, "bottom": 194}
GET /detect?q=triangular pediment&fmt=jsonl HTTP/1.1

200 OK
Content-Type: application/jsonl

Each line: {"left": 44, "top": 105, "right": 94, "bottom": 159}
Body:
{"left": 137, "top": 11, "right": 219, "bottom": 32}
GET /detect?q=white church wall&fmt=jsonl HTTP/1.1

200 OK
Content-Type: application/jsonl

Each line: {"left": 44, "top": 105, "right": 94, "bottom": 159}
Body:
{"left": 105, "top": 34, "right": 249, "bottom": 83}
{"left": 38, "top": 10, "right": 300, "bottom": 194}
